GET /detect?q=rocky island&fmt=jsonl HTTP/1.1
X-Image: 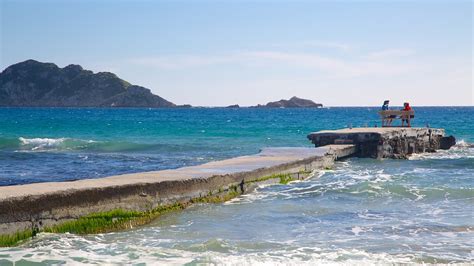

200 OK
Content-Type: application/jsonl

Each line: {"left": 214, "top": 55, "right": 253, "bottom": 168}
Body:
{"left": 0, "top": 60, "right": 176, "bottom": 107}
{"left": 253, "top": 96, "right": 323, "bottom": 108}
{"left": 0, "top": 60, "right": 323, "bottom": 109}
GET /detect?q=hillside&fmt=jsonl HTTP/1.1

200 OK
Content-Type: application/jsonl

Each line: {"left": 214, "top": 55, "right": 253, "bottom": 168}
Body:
{"left": 0, "top": 60, "right": 176, "bottom": 107}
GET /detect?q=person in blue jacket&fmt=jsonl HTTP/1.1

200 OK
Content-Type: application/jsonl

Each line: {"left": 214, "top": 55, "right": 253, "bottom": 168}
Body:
{"left": 381, "top": 100, "right": 393, "bottom": 126}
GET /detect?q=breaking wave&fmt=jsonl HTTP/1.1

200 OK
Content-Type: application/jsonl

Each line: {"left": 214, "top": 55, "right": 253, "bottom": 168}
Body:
{"left": 18, "top": 137, "right": 94, "bottom": 151}
{"left": 1, "top": 233, "right": 447, "bottom": 265}
{"left": 409, "top": 139, "right": 474, "bottom": 160}
{"left": 0, "top": 137, "right": 193, "bottom": 153}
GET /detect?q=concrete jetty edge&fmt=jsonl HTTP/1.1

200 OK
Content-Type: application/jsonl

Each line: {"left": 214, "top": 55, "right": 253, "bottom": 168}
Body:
{"left": 307, "top": 127, "right": 455, "bottom": 159}
{"left": 0, "top": 145, "right": 356, "bottom": 245}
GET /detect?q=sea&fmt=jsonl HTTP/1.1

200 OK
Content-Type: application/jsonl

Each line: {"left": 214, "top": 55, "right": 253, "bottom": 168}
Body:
{"left": 0, "top": 107, "right": 472, "bottom": 264}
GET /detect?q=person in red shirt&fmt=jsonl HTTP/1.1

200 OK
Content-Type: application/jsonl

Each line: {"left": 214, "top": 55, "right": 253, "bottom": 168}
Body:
{"left": 403, "top": 102, "right": 412, "bottom": 111}
{"left": 401, "top": 102, "right": 413, "bottom": 127}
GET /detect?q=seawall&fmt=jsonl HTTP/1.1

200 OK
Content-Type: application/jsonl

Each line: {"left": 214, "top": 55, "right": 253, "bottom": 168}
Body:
{"left": 0, "top": 145, "right": 355, "bottom": 239}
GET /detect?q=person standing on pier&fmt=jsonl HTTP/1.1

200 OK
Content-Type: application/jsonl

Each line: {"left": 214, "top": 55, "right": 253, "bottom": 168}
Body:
{"left": 381, "top": 100, "right": 394, "bottom": 126}
{"left": 401, "top": 102, "right": 413, "bottom": 127}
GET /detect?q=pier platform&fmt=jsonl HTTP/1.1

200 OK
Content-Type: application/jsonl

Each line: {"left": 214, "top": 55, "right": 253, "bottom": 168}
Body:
{"left": 308, "top": 127, "right": 455, "bottom": 159}
{"left": 0, "top": 145, "right": 355, "bottom": 236}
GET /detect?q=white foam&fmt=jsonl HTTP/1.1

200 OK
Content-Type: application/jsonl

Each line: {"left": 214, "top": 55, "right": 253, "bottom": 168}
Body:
{"left": 357, "top": 210, "right": 385, "bottom": 220}
{"left": 454, "top": 139, "right": 472, "bottom": 148}
{"left": 409, "top": 140, "right": 474, "bottom": 160}
{"left": 18, "top": 137, "right": 97, "bottom": 151}
{"left": 351, "top": 226, "right": 364, "bottom": 236}
{"left": 19, "top": 137, "right": 66, "bottom": 150}
{"left": 2, "top": 242, "right": 420, "bottom": 265}
{"left": 408, "top": 187, "right": 426, "bottom": 201}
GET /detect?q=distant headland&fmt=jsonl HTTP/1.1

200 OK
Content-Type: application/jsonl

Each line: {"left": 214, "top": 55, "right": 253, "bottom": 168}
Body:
{"left": 0, "top": 60, "right": 323, "bottom": 108}
{"left": 0, "top": 60, "right": 178, "bottom": 108}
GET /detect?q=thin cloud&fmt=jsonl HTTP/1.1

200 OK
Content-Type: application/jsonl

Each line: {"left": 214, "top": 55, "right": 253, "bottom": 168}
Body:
{"left": 365, "top": 49, "right": 415, "bottom": 60}
{"left": 271, "top": 40, "right": 352, "bottom": 51}
{"left": 128, "top": 48, "right": 422, "bottom": 78}
{"left": 243, "top": 50, "right": 422, "bottom": 78}
{"left": 128, "top": 54, "right": 243, "bottom": 69}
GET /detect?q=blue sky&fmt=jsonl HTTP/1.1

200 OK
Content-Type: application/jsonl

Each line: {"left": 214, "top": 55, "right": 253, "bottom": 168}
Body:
{"left": 1, "top": 0, "right": 472, "bottom": 106}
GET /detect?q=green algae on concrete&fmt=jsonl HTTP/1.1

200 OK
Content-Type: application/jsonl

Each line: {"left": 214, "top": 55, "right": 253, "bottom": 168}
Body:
{"left": 0, "top": 182, "right": 246, "bottom": 246}
{"left": 44, "top": 203, "right": 185, "bottom": 235}
{"left": 0, "top": 229, "right": 34, "bottom": 247}
{"left": 279, "top": 174, "right": 296, "bottom": 185}
{"left": 247, "top": 170, "right": 312, "bottom": 185}
{"left": 0, "top": 146, "right": 357, "bottom": 247}
{"left": 0, "top": 170, "right": 318, "bottom": 247}
{"left": 0, "top": 203, "right": 185, "bottom": 247}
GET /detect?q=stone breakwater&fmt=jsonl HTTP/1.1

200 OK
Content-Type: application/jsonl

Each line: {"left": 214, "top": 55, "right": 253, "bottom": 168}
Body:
{"left": 307, "top": 127, "right": 455, "bottom": 159}
{"left": 0, "top": 145, "right": 355, "bottom": 245}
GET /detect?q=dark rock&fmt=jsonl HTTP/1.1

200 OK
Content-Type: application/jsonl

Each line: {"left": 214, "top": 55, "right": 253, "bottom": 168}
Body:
{"left": 307, "top": 128, "right": 451, "bottom": 159}
{"left": 252, "top": 96, "right": 322, "bottom": 108}
{"left": 226, "top": 104, "right": 240, "bottom": 108}
{"left": 175, "top": 104, "right": 193, "bottom": 108}
{"left": 0, "top": 59, "right": 175, "bottom": 107}
{"left": 440, "top": 136, "right": 456, "bottom": 150}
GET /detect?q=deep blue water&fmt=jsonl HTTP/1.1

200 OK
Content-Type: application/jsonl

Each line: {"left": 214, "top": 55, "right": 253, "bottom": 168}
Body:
{"left": 0, "top": 107, "right": 472, "bottom": 264}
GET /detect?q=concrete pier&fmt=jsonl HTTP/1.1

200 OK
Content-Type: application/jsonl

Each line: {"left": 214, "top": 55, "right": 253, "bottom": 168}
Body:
{"left": 0, "top": 127, "right": 456, "bottom": 243}
{"left": 308, "top": 127, "right": 455, "bottom": 159}
{"left": 0, "top": 145, "right": 355, "bottom": 236}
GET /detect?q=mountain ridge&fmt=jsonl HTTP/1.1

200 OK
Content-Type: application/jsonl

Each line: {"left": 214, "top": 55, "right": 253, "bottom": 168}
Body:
{"left": 0, "top": 60, "right": 176, "bottom": 108}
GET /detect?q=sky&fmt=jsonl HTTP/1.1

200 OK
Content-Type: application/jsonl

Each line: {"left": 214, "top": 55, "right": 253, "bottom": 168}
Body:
{"left": 1, "top": 0, "right": 472, "bottom": 106}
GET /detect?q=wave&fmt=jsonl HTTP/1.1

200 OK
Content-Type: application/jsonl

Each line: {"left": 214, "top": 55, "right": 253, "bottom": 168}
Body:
{"left": 3, "top": 232, "right": 464, "bottom": 264}
{"left": 452, "top": 139, "right": 474, "bottom": 148}
{"left": 246, "top": 157, "right": 474, "bottom": 203}
{"left": 0, "top": 232, "right": 430, "bottom": 264}
{"left": 0, "top": 137, "right": 187, "bottom": 153}
{"left": 18, "top": 137, "right": 94, "bottom": 151}
{"left": 17, "top": 137, "right": 100, "bottom": 151}
{"left": 409, "top": 139, "right": 474, "bottom": 160}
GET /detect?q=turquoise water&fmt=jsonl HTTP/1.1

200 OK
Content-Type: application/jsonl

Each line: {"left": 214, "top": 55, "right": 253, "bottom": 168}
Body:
{"left": 0, "top": 107, "right": 472, "bottom": 185}
{"left": 0, "top": 107, "right": 473, "bottom": 264}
